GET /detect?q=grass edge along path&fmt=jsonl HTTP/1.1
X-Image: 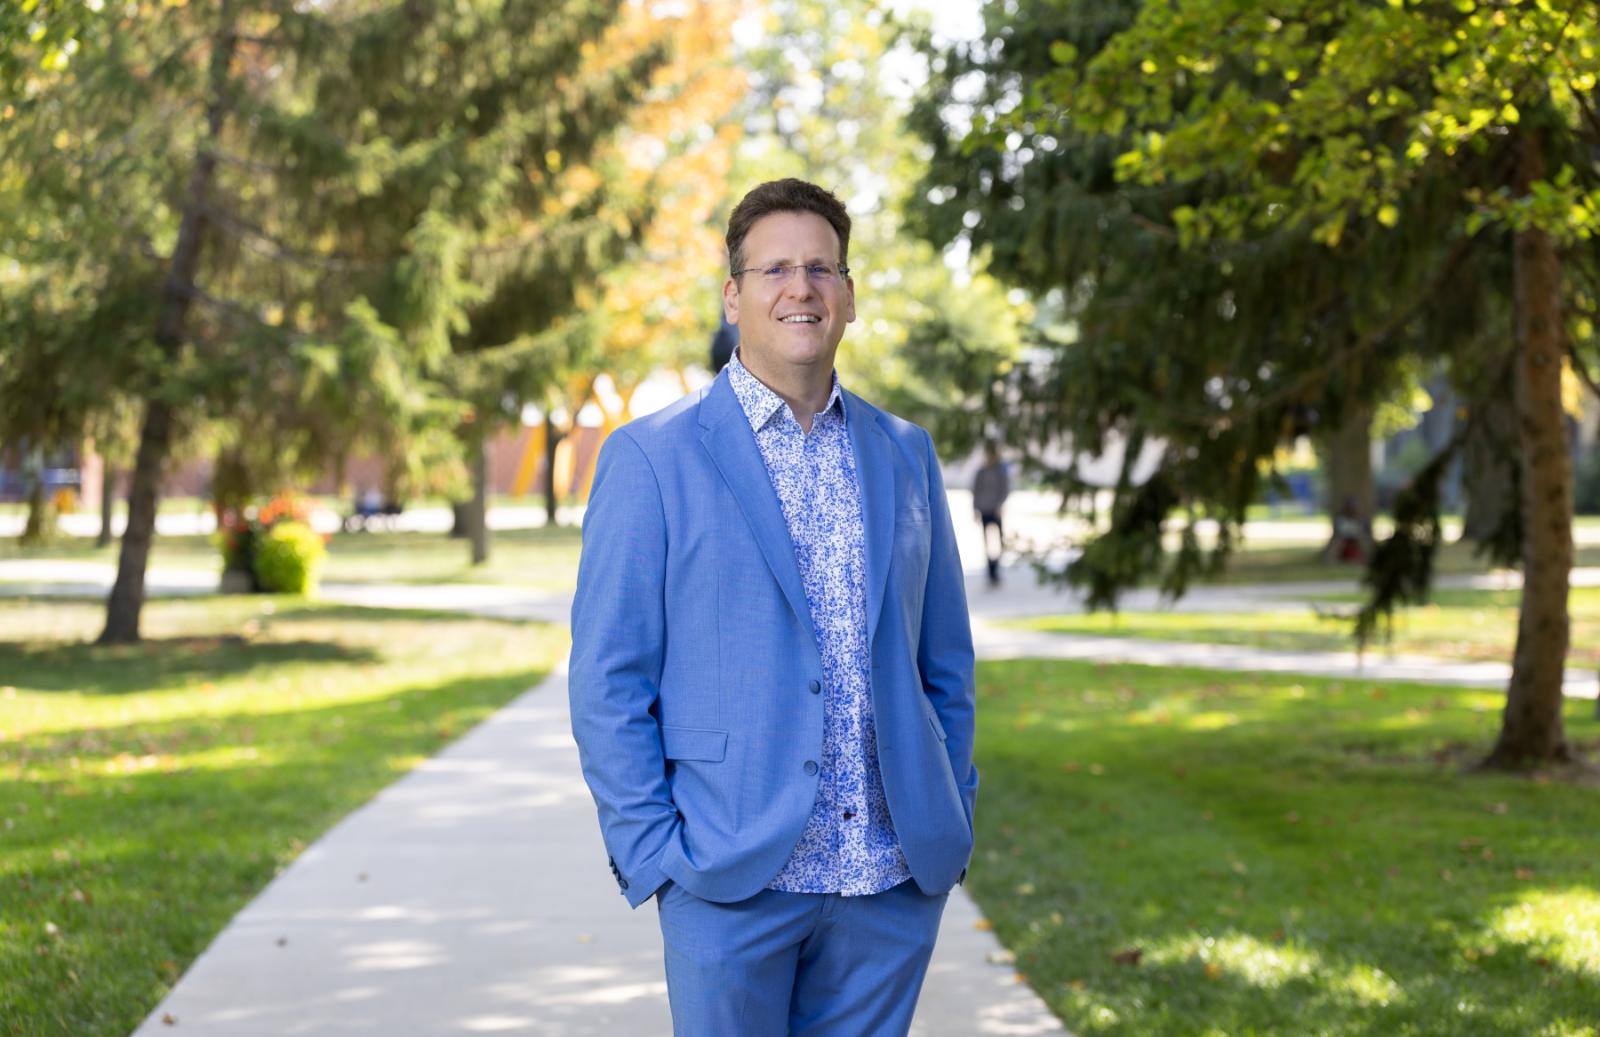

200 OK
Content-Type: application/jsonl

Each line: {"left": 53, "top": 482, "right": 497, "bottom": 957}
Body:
{"left": 1007, "top": 586, "right": 1600, "bottom": 670}
{"left": 0, "top": 596, "right": 567, "bottom": 1037}
{"left": 968, "top": 656, "right": 1599, "bottom": 1037}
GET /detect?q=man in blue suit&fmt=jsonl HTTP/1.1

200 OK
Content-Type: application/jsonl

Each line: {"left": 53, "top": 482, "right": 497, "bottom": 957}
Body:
{"left": 569, "top": 179, "right": 978, "bottom": 1035}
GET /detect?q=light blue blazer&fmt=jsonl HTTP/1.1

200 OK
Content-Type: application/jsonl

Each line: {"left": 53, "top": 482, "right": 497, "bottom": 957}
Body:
{"left": 568, "top": 369, "right": 978, "bottom": 909}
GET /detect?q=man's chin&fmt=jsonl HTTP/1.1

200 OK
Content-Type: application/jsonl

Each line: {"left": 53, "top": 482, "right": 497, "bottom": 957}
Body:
{"left": 747, "top": 340, "right": 837, "bottom": 369}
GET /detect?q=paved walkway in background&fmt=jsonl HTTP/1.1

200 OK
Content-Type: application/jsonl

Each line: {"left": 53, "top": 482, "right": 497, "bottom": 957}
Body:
{"left": 127, "top": 661, "right": 1064, "bottom": 1036}
{"left": 5, "top": 557, "right": 1597, "bottom": 699}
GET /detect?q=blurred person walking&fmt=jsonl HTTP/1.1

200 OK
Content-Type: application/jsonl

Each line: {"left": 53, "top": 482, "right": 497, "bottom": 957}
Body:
{"left": 972, "top": 441, "right": 1010, "bottom": 587}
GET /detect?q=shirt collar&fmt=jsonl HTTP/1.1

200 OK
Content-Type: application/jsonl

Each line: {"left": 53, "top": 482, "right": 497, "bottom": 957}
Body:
{"left": 727, "top": 348, "right": 845, "bottom": 434}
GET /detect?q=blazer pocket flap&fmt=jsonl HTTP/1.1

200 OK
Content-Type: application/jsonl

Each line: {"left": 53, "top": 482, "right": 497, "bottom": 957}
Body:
{"left": 898, "top": 504, "right": 931, "bottom": 526}
{"left": 661, "top": 725, "right": 728, "bottom": 762}
{"left": 926, "top": 711, "right": 948, "bottom": 741}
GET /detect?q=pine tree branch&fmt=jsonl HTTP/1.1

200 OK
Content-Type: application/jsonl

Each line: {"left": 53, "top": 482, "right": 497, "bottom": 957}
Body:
{"left": 202, "top": 147, "right": 288, "bottom": 177}
{"left": 1139, "top": 231, "right": 1479, "bottom": 430}
{"left": 198, "top": 200, "right": 381, "bottom": 271}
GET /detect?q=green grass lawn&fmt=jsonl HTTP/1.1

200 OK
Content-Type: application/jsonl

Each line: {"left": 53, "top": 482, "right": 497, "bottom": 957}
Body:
{"left": 0, "top": 525, "right": 584, "bottom": 590}
{"left": 1186, "top": 539, "right": 1600, "bottom": 586}
{"left": 1010, "top": 587, "right": 1600, "bottom": 669}
{"left": 0, "top": 596, "right": 567, "bottom": 1037}
{"left": 969, "top": 658, "right": 1600, "bottom": 1037}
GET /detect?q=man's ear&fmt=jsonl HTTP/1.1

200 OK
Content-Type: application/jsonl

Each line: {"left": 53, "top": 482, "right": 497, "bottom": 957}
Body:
{"left": 722, "top": 277, "right": 740, "bottom": 326}
{"left": 844, "top": 275, "right": 856, "bottom": 323}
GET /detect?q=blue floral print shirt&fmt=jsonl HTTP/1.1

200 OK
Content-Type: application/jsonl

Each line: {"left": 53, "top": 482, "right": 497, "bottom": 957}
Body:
{"left": 726, "top": 350, "right": 911, "bottom": 896}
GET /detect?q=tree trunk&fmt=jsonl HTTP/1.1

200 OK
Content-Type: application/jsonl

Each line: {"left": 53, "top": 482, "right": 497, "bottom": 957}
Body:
{"left": 1486, "top": 127, "right": 1573, "bottom": 767}
{"left": 469, "top": 432, "right": 489, "bottom": 565}
{"left": 97, "top": 463, "right": 116, "bottom": 548}
{"left": 101, "top": 399, "right": 175, "bottom": 643}
{"left": 211, "top": 445, "right": 251, "bottom": 526}
{"left": 1321, "top": 398, "right": 1374, "bottom": 561}
{"left": 1461, "top": 378, "right": 1519, "bottom": 550}
{"left": 19, "top": 457, "right": 52, "bottom": 546}
{"left": 100, "top": 8, "right": 237, "bottom": 644}
{"left": 543, "top": 411, "right": 562, "bottom": 528}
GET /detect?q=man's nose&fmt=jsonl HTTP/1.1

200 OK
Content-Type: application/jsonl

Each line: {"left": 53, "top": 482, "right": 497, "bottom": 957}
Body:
{"left": 783, "top": 271, "right": 816, "bottom": 299}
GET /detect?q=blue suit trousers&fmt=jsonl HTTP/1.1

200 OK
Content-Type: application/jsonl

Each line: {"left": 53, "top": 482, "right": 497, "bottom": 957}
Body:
{"left": 656, "top": 878, "right": 949, "bottom": 1036}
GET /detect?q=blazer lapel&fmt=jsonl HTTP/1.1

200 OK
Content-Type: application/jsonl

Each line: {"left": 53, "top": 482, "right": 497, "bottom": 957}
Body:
{"left": 845, "top": 391, "right": 896, "bottom": 647}
{"left": 698, "top": 374, "right": 818, "bottom": 645}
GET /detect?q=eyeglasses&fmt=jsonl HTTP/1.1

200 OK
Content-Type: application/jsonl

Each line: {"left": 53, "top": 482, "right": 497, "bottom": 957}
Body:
{"left": 732, "top": 262, "right": 850, "bottom": 286}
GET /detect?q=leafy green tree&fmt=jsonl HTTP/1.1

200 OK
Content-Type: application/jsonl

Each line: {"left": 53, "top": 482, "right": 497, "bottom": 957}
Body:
{"left": 934, "top": 0, "right": 1599, "bottom": 765}
{"left": 909, "top": 0, "right": 1480, "bottom": 585}
{"left": 0, "top": 0, "right": 96, "bottom": 92}
{"left": 2, "top": 0, "right": 683, "bottom": 637}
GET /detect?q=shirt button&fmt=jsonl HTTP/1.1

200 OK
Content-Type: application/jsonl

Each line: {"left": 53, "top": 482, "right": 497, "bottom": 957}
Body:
{"left": 808, "top": 679, "right": 821, "bottom": 694}
{"left": 803, "top": 760, "right": 818, "bottom": 776}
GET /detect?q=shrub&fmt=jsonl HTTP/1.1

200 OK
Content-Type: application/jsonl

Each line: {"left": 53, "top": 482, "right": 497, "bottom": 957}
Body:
{"left": 253, "top": 520, "right": 326, "bottom": 595}
{"left": 217, "top": 494, "right": 326, "bottom": 594}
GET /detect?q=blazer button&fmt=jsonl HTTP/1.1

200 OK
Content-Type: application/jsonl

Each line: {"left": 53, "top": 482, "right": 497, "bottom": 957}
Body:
{"left": 808, "top": 679, "right": 821, "bottom": 694}
{"left": 803, "top": 760, "right": 818, "bottom": 776}
{"left": 619, "top": 878, "right": 629, "bottom": 890}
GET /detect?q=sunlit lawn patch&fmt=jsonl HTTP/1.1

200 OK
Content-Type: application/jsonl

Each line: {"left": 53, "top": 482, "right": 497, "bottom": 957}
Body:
{"left": 969, "top": 658, "right": 1600, "bottom": 1036}
{"left": 0, "top": 597, "right": 566, "bottom": 1037}
{"left": 1011, "top": 587, "right": 1600, "bottom": 669}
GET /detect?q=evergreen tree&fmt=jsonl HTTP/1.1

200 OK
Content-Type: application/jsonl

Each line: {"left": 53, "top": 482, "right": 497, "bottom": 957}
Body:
{"left": 0, "top": 0, "right": 687, "bottom": 639}
{"left": 925, "top": 0, "right": 1600, "bottom": 765}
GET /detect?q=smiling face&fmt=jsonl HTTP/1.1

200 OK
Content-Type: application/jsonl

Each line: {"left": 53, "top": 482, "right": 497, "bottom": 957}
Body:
{"left": 722, "top": 211, "right": 856, "bottom": 380}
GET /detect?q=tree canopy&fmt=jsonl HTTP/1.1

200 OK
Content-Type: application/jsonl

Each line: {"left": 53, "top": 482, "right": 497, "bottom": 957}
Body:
{"left": 912, "top": 0, "right": 1600, "bottom": 765}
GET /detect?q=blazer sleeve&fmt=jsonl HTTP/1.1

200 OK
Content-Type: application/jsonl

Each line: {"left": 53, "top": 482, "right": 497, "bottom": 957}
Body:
{"left": 916, "top": 428, "right": 979, "bottom": 830}
{"left": 568, "top": 429, "right": 677, "bottom": 907}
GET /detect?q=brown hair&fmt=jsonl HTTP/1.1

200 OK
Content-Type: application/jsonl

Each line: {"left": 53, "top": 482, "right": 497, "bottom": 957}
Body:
{"left": 725, "top": 179, "right": 851, "bottom": 277}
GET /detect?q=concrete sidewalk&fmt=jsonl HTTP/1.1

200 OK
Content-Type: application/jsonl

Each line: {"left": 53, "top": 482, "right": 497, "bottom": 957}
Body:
{"left": 7, "top": 558, "right": 1597, "bottom": 697}
{"left": 129, "top": 663, "right": 1065, "bottom": 1036}
{"left": 972, "top": 620, "right": 1600, "bottom": 699}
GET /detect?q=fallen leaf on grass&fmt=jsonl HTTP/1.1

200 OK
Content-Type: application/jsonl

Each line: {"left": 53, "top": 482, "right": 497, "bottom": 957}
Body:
{"left": 1485, "top": 802, "right": 1509, "bottom": 815}
{"left": 1203, "top": 963, "right": 1223, "bottom": 979}
{"left": 1515, "top": 868, "right": 1536, "bottom": 881}
{"left": 1111, "top": 948, "right": 1143, "bottom": 966}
